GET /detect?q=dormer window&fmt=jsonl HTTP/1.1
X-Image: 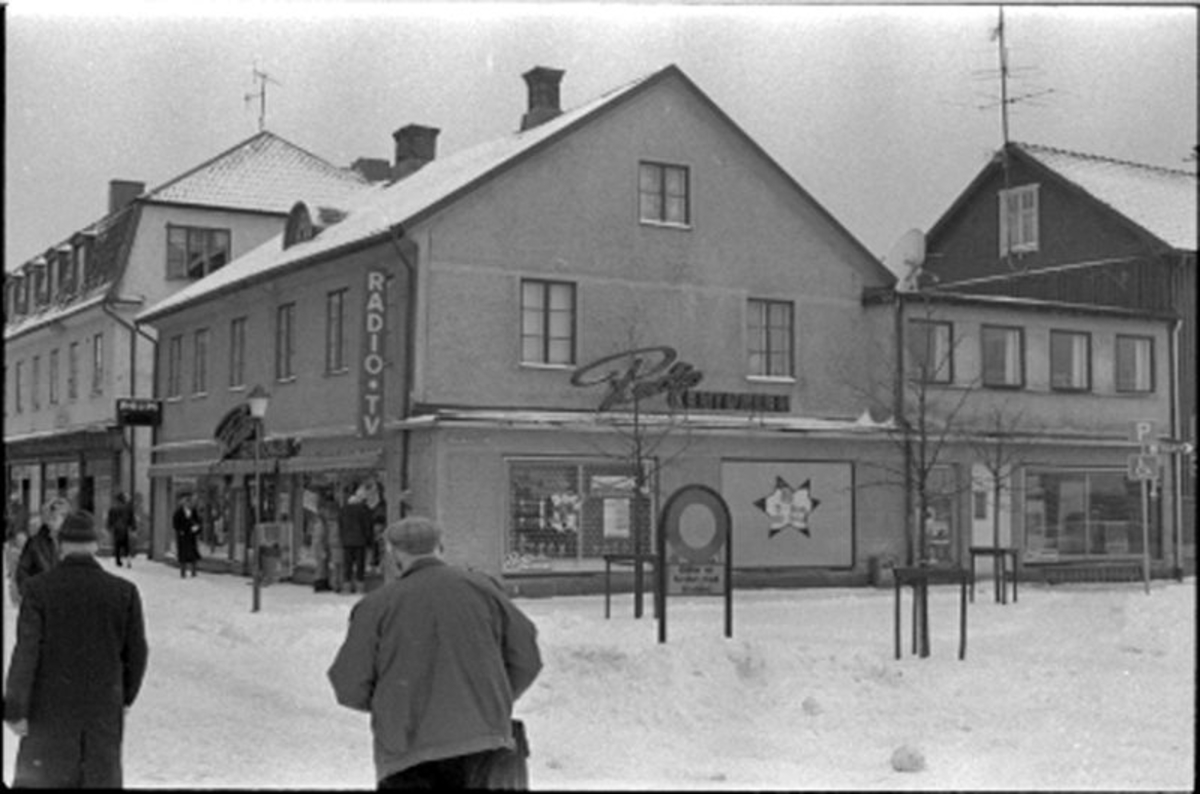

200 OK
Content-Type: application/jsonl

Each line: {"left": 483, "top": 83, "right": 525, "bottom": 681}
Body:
{"left": 73, "top": 233, "right": 92, "bottom": 293}
{"left": 56, "top": 246, "right": 74, "bottom": 300}
{"left": 167, "top": 224, "right": 231, "bottom": 280}
{"left": 33, "top": 260, "right": 49, "bottom": 307}
{"left": 999, "top": 184, "right": 1039, "bottom": 255}
{"left": 284, "top": 202, "right": 317, "bottom": 249}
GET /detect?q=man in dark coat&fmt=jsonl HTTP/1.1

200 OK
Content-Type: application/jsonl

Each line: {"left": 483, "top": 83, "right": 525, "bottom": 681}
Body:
{"left": 328, "top": 516, "right": 542, "bottom": 789}
{"left": 4, "top": 510, "right": 149, "bottom": 788}
{"left": 14, "top": 496, "right": 71, "bottom": 603}
{"left": 107, "top": 493, "right": 136, "bottom": 568}
{"left": 338, "top": 483, "right": 376, "bottom": 594}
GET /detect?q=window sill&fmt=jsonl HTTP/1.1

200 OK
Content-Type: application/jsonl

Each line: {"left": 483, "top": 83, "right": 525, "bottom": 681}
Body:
{"left": 981, "top": 383, "right": 1025, "bottom": 391}
{"left": 275, "top": 377, "right": 297, "bottom": 385}
{"left": 324, "top": 368, "right": 350, "bottom": 378}
{"left": 638, "top": 220, "right": 692, "bottom": 231}
{"left": 191, "top": 391, "right": 209, "bottom": 400}
{"left": 520, "top": 362, "right": 575, "bottom": 371}
{"left": 746, "top": 375, "right": 795, "bottom": 384}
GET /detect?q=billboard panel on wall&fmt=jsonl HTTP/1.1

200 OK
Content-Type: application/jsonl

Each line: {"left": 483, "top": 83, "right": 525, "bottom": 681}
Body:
{"left": 721, "top": 460, "right": 854, "bottom": 568}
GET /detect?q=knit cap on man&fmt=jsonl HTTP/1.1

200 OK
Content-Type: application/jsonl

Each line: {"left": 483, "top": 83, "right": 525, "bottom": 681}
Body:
{"left": 385, "top": 517, "right": 442, "bottom": 555}
{"left": 58, "top": 510, "right": 99, "bottom": 544}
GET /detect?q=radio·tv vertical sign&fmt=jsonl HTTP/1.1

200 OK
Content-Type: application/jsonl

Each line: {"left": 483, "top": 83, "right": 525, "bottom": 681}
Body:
{"left": 359, "top": 268, "right": 388, "bottom": 438}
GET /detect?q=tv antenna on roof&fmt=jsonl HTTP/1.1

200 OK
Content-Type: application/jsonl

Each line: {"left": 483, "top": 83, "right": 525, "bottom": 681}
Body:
{"left": 244, "top": 63, "right": 281, "bottom": 132}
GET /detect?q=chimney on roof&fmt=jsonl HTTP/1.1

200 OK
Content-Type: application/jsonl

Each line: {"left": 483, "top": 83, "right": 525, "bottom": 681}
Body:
{"left": 520, "top": 67, "right": 565, "bottom": 131}
{"left": 392, "top": 124, "right": 440, "bottom": 181}
{"left": 351, "top": 157, "right": 393, "bottom": 184}
{"left": 108, "top": 180, "right": 145, "bottom": 215}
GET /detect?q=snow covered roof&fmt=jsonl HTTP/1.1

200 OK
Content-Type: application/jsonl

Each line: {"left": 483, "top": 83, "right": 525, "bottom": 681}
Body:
{"left": 138, "top": 70, "right": 659, "bottom": 323}
{"left": 1014, "top": 142, "right": 1197, "bottom": 252}
{"left": 143, "top": 130, "right": 369, "bottom": 214}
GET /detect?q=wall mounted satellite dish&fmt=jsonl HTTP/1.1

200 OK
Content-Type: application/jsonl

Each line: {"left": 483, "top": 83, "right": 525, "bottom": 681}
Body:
{"left": 882, "top": 228, "right": 926, "bottom": 292}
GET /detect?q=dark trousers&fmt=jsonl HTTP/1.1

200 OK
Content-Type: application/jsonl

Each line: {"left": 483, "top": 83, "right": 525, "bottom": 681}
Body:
{"left": 113, "top": 532, "right": 131, "bottom": 565}
{"left": 344, "top": 546, "right": 367, "bottom": 585}
{"left": 378, "top": 748, "right": 520, "bottom": 790}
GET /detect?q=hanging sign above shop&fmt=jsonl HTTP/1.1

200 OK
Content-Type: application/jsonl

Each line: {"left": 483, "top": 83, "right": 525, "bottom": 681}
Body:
{"left": 359, "top": 268, "right": 388, "bottom": 438}
{"left": 116, "top": 397, "right": 162, "bottom": 427}
{"left": 214, "top": 404, "right": 256, "bottom": 458}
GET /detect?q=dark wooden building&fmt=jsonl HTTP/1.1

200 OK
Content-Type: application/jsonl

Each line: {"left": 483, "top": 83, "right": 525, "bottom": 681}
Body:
{"left": 922, "top": 141, "right": 1197, "bottom": 573}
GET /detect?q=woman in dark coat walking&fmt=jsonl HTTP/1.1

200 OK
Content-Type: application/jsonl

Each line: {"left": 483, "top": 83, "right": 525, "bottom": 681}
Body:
{"left": 172, "top": 493, "right": 202, "bottom": 578}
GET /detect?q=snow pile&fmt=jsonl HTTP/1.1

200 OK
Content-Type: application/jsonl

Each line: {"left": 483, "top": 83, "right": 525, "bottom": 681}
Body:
{"left": 4, "top": 560, "right": 1195, "bottom": 789}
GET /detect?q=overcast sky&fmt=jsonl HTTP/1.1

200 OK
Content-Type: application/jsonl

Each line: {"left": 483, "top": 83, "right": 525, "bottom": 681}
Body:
{"left": 5, "top": 2, "right": 1196, "bottom": 273}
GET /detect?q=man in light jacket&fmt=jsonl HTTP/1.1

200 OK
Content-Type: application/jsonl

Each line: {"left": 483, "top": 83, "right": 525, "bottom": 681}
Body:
{"left": 328, "top": 516, "right": 542, "bottom": 789}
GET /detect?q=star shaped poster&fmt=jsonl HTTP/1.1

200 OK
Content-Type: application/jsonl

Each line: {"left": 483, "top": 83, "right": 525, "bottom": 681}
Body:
{"left": 754, "top": 476, "right": 821, "bottom": 538}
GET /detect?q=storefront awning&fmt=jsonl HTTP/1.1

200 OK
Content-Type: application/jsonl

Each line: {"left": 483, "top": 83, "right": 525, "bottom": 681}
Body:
{"left": 280, "top": 450, "right": 383, "bottom": 473}
{"left": 148, "top": 458, "right": 267, "bottom": 478}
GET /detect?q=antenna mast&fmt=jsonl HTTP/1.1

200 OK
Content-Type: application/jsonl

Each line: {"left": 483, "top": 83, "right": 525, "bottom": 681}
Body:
{"left": 244, "top": 65, "right": 281, "bottom": 132}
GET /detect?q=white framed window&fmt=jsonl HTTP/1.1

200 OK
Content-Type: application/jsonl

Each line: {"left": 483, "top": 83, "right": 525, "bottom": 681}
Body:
{"left": 638, "top": 161, "right": 690, "bottom": 226}
{"left": 167, "top": 334, "right": 184, "bottom": 399}
{"left": 91, "top": 332, "right": 104, "bottom": 394}
{"left": 276, "top": 303, "right": 296, "bottom": 381}
{"left": 229, "top": 317, "right": 247, "bottom": 389}
{"left": 192, "top": 328, "right": 209, "bottom": 395}
{"left": 167, "top": 225, "right": 231, "bottom": 280}
{"left": 999, "top": 184, "right": 1039, "bottom": 255}
{"left": 1050, "top": 330, "right": 1091, "bottom": 391}
{"left": 1115, "top": 335, "right": 1154, "bottom": 393}
{"left": 15, "top": 360, "right": 24, "bottom": 413}
{"left": 49, "top": 348, "right": 60, "bottom": 405}
{"left": 521, "top": 279, "right": 575, "bottom": 366}
{"left": 981, "top": 325, "right": 1024, "bottom": 388}
{"left": 326, "top": 289, "right": 348, "bottom": 374}
{"left": 748, "top": 298, "right": 793, "bottom": 378}
{"left": 31, "top": 355, "right": 41, "bottom": 409}
{"left": 908, "top": 319, "right": 954, "bottom": 384}
{"left": 68, "top": 341, "right": 79, "bottom": 400}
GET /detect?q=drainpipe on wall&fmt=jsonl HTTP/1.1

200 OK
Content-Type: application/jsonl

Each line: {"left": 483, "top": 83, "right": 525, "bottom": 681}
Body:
{"left": 385, "top": 224, "right": 418, "bottom": 520}
{"left": 102, "top": 300, "right": 158, "bottom": 557}
{"left": 1169, "top": 316, "right": 1182, "bottom": 580}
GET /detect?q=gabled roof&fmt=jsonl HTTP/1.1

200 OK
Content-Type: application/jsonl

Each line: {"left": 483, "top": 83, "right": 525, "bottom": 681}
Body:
{"left": 928, "top": 141, "right": 1197, "bottom": 253}
{"left": 7, "top": 131, "right": 365, "bottom": 339}
{"left": 1016, "top": 143, "right": 1197, "bottom": 252}
{"left": 139, "top": 64, "right": 893, "bottom": 323}
{"left": 144, "top": 131, "right": 368, "bottom": 214}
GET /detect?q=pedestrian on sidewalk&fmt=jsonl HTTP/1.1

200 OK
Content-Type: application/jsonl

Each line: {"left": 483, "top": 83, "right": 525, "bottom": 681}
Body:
{"left": 14, "top": 496, "right": 71, "bottom": 603}
{"left": 172, "top": 493, "right": 202, "bottom": 578}
{"left": 3, "top": 510, "right": 149, "bottom": 788}
{"left": 328, "top": 516, "right": 542, "bottom": 789}
{"left": 108, "top": 493, "right": 136, "bottom": 568}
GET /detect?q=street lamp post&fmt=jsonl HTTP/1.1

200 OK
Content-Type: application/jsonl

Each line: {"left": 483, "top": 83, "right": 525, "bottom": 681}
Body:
{"left": 247, "top": 385, "right": 270, "bottom": 613}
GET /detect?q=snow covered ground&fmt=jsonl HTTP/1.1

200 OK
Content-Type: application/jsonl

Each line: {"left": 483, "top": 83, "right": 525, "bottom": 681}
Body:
{"left": 3, "top": 556, "right": 1195, "bottom": 790}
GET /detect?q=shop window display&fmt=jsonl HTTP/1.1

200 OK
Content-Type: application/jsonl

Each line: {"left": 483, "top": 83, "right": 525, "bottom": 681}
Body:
{"left": 506, "top": 460, "right": 651, "bottom": 573}
{"left": 1023, "top": 469, "right": 1161, "bottom": 560}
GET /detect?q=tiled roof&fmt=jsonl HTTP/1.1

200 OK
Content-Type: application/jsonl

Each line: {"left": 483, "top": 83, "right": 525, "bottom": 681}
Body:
{"left": 139, "top": 69, "right": 659, "bottom": 322}
{"left": 145, "top": 131, "right": 368, "bottom": 214}
{"left": 1015, "top": 142, "right": 1197, "bottom": 252}
{"left": 7, "top": 131, "right": 365, "bottom": 336}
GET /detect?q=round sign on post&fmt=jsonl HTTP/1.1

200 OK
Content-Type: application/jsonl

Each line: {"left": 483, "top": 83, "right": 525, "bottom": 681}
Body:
{"left": 657, "top": 484, "right": 733, "bottom": 643}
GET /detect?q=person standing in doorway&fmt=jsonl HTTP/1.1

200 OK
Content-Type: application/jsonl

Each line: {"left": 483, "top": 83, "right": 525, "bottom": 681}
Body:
{"left": 339, "top": 483, "right": 375, "bottom": 594}
{"left": 4, "top": 510, "right": 149, "bottom": 788}
{"left": 107, "top": 493, "right": 136, "bottom": 568}
{"left": 15, "top": 497, "right": 71, "bottom": 603}
{"left": 328, "top": 516, "right": 542, "bottom": 789}
{"left": 172, "top": 493, "right": 202, "bottom": 578}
